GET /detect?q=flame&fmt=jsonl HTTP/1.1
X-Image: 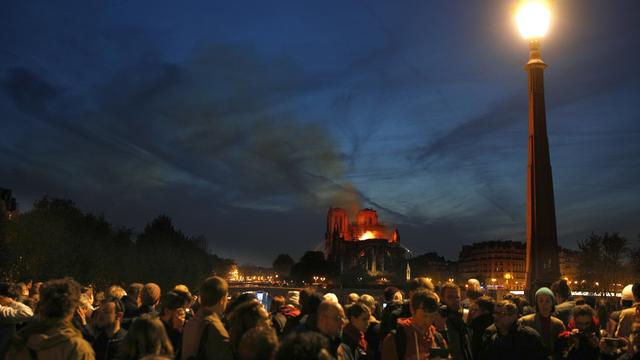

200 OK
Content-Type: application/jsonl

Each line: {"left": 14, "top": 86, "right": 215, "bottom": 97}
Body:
{"left": 359, "top": 231, "right": 376, "bottom": 240}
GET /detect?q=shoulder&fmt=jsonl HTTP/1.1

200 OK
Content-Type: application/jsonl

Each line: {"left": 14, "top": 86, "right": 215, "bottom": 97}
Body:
{"left": 620, "top": 307, "right": 636, "bottom": 318}
{"left": 69, "top": 336, "right": 96, "bottom": 359}
{"left": 550, "top": 316, "right": 565, "bottom": 327}
{"left": 519, "top": 314, "right": 536, "bottom": 323}
{"left": 517, "top": 324, "right": 543, "bottom": 339}
{"left": 205, "top": 314, "right": 229, "bottom": 338}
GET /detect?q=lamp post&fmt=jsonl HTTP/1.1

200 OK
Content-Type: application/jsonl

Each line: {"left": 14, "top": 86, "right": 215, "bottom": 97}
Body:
{"left": 516, "top": 0, "right": 561, "bottom": 298}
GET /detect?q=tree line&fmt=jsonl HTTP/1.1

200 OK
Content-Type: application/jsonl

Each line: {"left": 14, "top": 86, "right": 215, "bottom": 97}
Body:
{"left": 0, "top": 196, "right": 234, "bottom": 290}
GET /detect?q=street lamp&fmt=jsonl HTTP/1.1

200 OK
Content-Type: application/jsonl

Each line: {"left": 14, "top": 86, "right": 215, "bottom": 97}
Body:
{"left": 516, "top": 0, "right": 561, "bottom": 298}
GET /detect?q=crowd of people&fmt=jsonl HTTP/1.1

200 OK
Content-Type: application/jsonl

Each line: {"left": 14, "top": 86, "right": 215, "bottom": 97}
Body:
{"left": 0, "top": 276, "right": 639, "bottom": 359}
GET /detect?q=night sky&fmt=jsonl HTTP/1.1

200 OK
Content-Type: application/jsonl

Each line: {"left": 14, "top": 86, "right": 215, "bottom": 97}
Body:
{"left": 2, "top": 1, "right": 639, "bottom": 266}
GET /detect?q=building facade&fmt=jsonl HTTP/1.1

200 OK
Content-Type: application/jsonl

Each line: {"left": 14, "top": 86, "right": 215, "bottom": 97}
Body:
{"left": 325, "top": 207, "right": 408, "bottom": 284}
{"left": 458, "top": 240, "right": 526, "bottom": 289}
{"left": 458, "top": 240, "right": 580, "bottom": 290}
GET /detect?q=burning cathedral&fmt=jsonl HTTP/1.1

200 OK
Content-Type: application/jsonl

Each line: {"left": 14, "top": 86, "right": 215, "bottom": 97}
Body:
{"left": 325, "top": 207, "right": 410, "bottom": 284}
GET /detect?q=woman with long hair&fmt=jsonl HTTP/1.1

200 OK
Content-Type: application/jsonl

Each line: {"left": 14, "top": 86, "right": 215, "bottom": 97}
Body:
{"left": 117, "top": 314, "right": 174, "bottom": 360}
{"left": 228, "top": 298, "right": 271, "bottom": 356}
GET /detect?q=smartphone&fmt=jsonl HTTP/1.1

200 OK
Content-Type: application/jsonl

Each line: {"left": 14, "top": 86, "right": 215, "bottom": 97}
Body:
{"left": 382, "top": 303, "right": 387, "bottom": 309}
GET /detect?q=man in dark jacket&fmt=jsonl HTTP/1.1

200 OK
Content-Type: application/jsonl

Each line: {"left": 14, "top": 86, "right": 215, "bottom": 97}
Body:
{"left": 479, "top": 300, "right": 547, "bottom": 360}
{"left": 90, "top": 297, "right": 126, "bottom": 360}
{"left": 440, "top": 282, "right": 473, "bottom": 360}
{"left": 468, "top": 295, "right": 495, "bottom": 359}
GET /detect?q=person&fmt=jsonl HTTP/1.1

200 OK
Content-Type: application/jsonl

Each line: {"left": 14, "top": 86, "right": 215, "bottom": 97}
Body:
{"left": 617, "top": 282, "right": 640, "bottom": 338}
{"left": 439, "top": 283, "right": 472, "bottom": 360}
{"left": 158, "top": 291, "right": 188, "bottom": 357}
{"left": 338, "top": 302, "right": 370, "bottom": 360}
{"left": 122, "top": 283, "right": 143, "bottom": 320}
{"left": 381, "top": 289, "right": 449, "bottom": 360}
{"left": 0, "top": 282, "right": 34, "bottom": 357}
{"left": 461, "top": 279, "right": 483, "bottom": 310}
{"left": 4, "top": 277, "right": 95, "bottom": 359}
{"left": 359, "top": 294, "right": 381, "bottom": 360}
{"left": 90, "top": 297, "right": 127, "bottom": 360}
{"left": 237, "top": 326, "right": 278, "bottom": 360}
{"left": 274, "top": 331, "right": 332, "bottom": 360}
{"left": 313, "top": 300, "right": 346, "bottom": 357}
{"left": 140, "top": 283, "right": 161, "bottom": 315}
{"left": 228, "top": 298, "right": 271, "bottom": 357}
{"left": 379, "top": 286, "right": 404, "bottom": 345}
{"left": 347, "top": 293, "right": 360, "bottom": 306}
{"left": 596, "top": 299, "right": 613, "bottom": 333}
{"left": 468, "top": 295, "right": 494, "bottom": 359}
{"left": 558, "top": 304, "right": 600, "bottom": 360}
{"left": 269, "top": 295, "right": 287, "bottom": 336}
{"left": 517, "top": 287, "right": 565, "bottom": 358}
{"left": 551, "top": 279, "right": 575, "bottom": 327}
{"left": 107, "top": 286, "right": 126, "bottom": 301}
{"left": 479, "top": 300, "right": 547, "bottom": 360}
{"left": 610, "top": 284, "right": 635, "bottom": 336}
{"left": 616, "top": 317, "right": 640, "bottom": 360}
{"left": 181, "top": 276, "right": 232, "bottom": 360}
{"left": 116, "top": 313, "right": 174, "bottom": 360}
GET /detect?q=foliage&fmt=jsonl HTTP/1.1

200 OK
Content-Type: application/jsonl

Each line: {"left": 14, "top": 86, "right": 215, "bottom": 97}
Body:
{"left": 0, "top": 196, "right": 234, "bottom": 291}
{"left": 289, "top": 251, "right": 336, "bottom": 282}
{"left": 272, "top": 253, "right": 295, "bottom": 276}
{"left": 577, "top": 232, "right": 629, "bottom": 292}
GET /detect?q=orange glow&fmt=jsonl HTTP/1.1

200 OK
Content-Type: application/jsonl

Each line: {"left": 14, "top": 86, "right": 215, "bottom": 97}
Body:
{"left": 359, "top": 231, "right": 376, "bottom": 240}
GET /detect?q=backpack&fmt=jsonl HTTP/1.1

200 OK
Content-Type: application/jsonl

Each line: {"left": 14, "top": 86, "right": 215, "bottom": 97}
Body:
{"left": 390, "top": 327, "right": 448, "bottom": 360}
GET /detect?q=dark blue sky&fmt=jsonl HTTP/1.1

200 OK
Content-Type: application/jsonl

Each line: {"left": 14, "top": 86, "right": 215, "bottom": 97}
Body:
{"left": 2, "top": 1, "right": 639, "bottom": 266}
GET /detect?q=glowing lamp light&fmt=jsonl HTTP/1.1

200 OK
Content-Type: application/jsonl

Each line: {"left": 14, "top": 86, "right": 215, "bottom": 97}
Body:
{"left": 515, "top": 0, "right": 550, "bottom": 39}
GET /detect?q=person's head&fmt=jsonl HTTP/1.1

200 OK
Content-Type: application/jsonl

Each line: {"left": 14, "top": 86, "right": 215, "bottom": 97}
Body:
{"left": 358, "top": 294, "right": 376, "bottom": 315}
{"left": 551, "top": 279, "right": 571, "bottom": 303}
{"left": 572, "top": 304, "right": 596, "bottom": 332}
{"left": 199, "top": 276, "right": 229, "bottom": 313}
{"left": 622, "top": 284, "right": 635, "bottom": 308}
{"left": 317, "top": 300, "right": 346, "bottom": 338}
{"left": 228, "top": 299, "right": 271, "bottom": 353}
{"left": 141, "top": 283, "right": 161, "bottom": 308}
{"left": 493, "top": 300, "right": 519, "bottom": 334}
{"left": 128, "top": 283, "right": 144, "bottom": 305}
{"left": 440, "top": 283, "right": 461, "bottom": 311}
{"left": 346, "top": 302, "right": 370, "bottom": 332}
{"left": 534, "top": 287, "right": 555, "bottom": 318}
{"left": 407, "top": 277, "right": 434, "bottom": 297}
{"left": 323, "top": 293, "right": 339, "bottom": 304}
{"left": 119, "top": 314, "right": 174, "bottom": 360}
{"left": 409, "top": 290, "right": 439, "bottom": 329}
{"left": 383, "top": 286, "right": 402, "bottom": 303}
{"left": 94, "top": 297, "right": 124, "bottom": 331}
{"left": 274, "top": 332, "right": 332, "bottom": 360}
{"left": 159, "top": 291, "right": 188, "bottom": 329}
{"left": 226, "top": 292, "right": 258, "bottom": 316}
{"left": 39, "top": 278, "right": 82, "bottom": 321}
{"left": 301, "top": 292, "right": 324, "bottom": 317}
{"left": 108, "top": 285, "right": 126, "bottom": 300}
{"left": 286, "top": 291, "right": 300, "bottom": 308}
{"left": 238, "top": 327, "right": 279, "bottom": 360}
{"left": 469, "top": 296, "right": 495, "bottom": 321}
{"left": 466, "top": 279, "right": 483, "bottom": 300}
{"left": 299, "top": 287, "right": 316, "bottom": 312}
{"left": 346, "top": 293, "right": 359, "bottom": 305}
{"left": 270, "top": 295, "right": 285, "bottom": 313}
{"left": 16, "top": 282, "right": 29, "bottom": 298}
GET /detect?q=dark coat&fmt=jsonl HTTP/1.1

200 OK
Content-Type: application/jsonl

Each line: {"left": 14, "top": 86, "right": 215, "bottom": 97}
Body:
{"left": 479, "top": 323, "right": 547, "bottom": 360}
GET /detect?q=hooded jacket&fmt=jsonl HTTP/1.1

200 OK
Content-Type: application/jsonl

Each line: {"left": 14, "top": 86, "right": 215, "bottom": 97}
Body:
{"left": 4, "top": 319, "right": 95, "bottom": 360}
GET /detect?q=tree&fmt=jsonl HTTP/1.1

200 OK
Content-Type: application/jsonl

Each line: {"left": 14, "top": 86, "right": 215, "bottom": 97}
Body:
{"left": 578, "top": 232, "right": 628, "bottom": 293}
{"left": 272, "top": 254, "right": 295, "bottom": 276}
{"left": 290, "top": 251, "right": 335, "bottom": 282}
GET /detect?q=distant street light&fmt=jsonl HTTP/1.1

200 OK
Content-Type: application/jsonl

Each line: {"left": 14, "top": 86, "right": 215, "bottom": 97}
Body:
{"left": 516, "top": 0, "right": 561, "bottom": 298}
